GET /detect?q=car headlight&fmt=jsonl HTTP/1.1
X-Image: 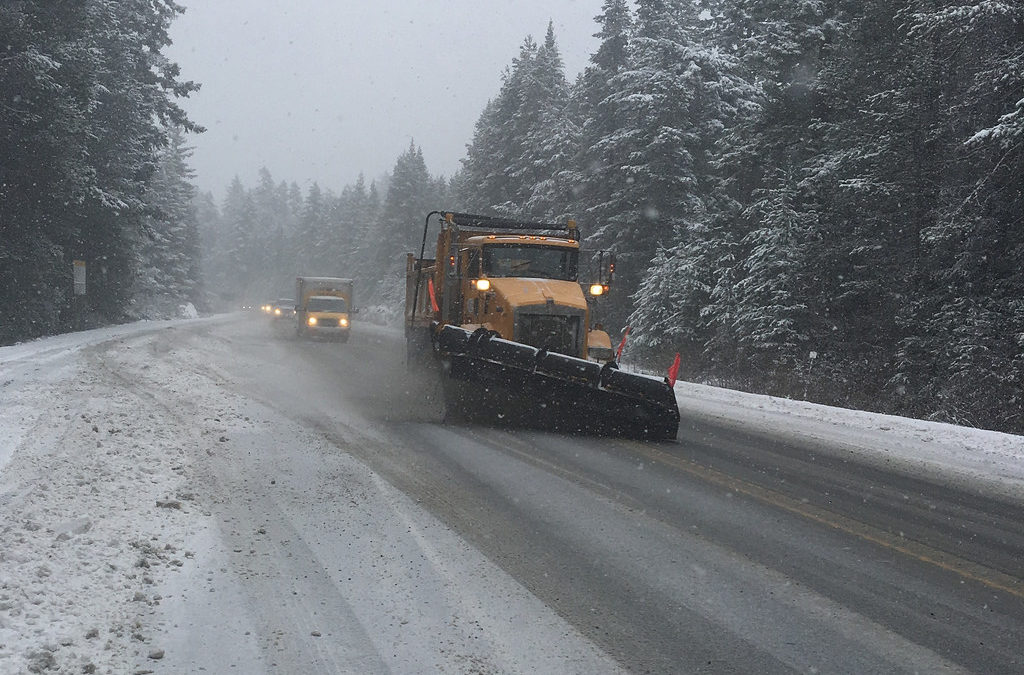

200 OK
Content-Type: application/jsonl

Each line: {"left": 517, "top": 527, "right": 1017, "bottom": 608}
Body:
{"left": 274, "top": 308, "right": 281, "bottom": 315}
{"left": 308, "top": 316, "right": 317, "bottom": 326}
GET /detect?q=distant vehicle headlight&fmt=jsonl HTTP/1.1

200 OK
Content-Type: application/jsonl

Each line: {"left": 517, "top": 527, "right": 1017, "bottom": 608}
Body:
{"left": 308, "top": 316, "right": 317, "bottom": 326}
{"left": 274, "top": 308, "right": 281, "bottom": 315}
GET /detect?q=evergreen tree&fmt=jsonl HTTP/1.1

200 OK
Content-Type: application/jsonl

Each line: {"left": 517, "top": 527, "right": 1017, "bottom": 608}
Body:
{"left": 608, "top": 0, "right": 753, "bottom": 346}
{"left": 73, "top": 0, "right": 200, "bottom": 323}
{"left": 131, "top": 128, "right": 200, "bottom": 318}
{"left": 459, "top": 27, "right": 572, "bottom": 217}
{"left": 343, "top": 173, "right": 376, "bottom": 273}
{"left": 699, "top": 0, "right": 830, "bottom": 383}
{"left": 523, "top": 103, "right": 584, "bottom": 221}
{"left": 366, "top": 141, "right": 435, "bottom": 305}
{"left": 220, "top": 177, "right": 261, "bottom": 302}
{"left": 0, "top": 0, "right": 199, "bottom": 343}
{"left": 458, "top": 40, "right": 537, "bottom": 213}
{"left": 296, "top": 183, "right": 326, "bottom": 275}
{"left": 731, "top": 169, "right": 815, "bottom": 388}
{"left": 508, "top": 22, "right": 572, "bottom": 216}
{"left": 889, "top": 1, "right": 1024, "bottom": 428}
{"left": 194, "top": 190, "right": 223, "bottom": 308}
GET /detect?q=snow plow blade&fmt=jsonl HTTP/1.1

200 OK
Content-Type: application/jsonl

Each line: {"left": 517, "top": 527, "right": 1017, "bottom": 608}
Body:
{"left": 436, "top": 325, "right": 679, "bottom": 439}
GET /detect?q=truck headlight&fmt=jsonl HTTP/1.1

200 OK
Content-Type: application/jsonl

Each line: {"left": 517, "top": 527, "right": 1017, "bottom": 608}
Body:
{"left": 475, "top": 279, "right": 490, "bottom": 291}
{"left": 339, "top": 317, "right": 349, "bottom": 327}
{"left": 308, "top": 316, "right": 317, "bottom": 326}
{"left": 589, "top": 284, "right": 605, "bottom": 296}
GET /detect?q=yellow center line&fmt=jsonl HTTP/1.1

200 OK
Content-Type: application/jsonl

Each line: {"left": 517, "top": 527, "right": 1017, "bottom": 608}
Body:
{"left": 620, "top": 440, "right": 1024, "bottom": 601}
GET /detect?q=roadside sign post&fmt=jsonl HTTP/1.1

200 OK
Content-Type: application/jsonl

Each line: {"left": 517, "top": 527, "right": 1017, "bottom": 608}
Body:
{"left": 73, "top": 260, "right": 86, "bottom": 296}
{"left": 72, "top": 260, "right": 87, "bottom": 330}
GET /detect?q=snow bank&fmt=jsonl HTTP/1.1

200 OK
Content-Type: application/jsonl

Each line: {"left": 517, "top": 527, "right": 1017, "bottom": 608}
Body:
{"left": 177, "top": 302, "right": 199, "bottom": 319}
{"left": 674, "top": 380, "right": 1024, "bottom": 503}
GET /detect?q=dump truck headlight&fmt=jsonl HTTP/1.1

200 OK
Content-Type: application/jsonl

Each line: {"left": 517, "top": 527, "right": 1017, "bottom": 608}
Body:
{"left": 475, "top": 279, "right": 490, "bottom": 291}
{"left": 339, "top": 317, "right": 349, "bottom": 327}
{"left": 589, "top": 284, "right": 604, "bottom": 296}
{"left": 308, "top": 316, "right": 317, "bottom": 326}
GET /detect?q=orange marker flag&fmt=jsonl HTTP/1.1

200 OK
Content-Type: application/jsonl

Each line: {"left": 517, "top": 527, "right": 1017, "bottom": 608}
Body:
{"left": 667, "top": 353, "right": 681, "bottom": 387}
{"left": 615, "top": 326, "right": 631, "bottom": 361}
{"left": 428, "top": 277, "right": 440, "bottom": 313}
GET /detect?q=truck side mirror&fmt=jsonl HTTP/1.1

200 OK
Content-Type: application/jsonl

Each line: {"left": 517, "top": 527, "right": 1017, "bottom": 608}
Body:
{"left": 590, "top": 250, "right": 615, "bottom": 294}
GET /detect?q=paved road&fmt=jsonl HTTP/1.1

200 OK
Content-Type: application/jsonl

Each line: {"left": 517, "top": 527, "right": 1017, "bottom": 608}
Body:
{"left": 198, "top": 314, "right": 1024, "bottom": 673}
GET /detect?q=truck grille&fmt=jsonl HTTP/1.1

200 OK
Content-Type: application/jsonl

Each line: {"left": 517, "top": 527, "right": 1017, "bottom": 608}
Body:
{"left": 314, "top": 318, "right": 339, "bottom": 327}
{"left": 516, "top": 313, "right": 582, "bottom": 357}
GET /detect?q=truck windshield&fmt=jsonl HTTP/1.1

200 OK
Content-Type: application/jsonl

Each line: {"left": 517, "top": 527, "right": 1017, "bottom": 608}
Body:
{"left": 481, "top": 245, "right": 578, "bottom": 281}
{"left": 307, "top": 296, "right": 347, "bottom": 312}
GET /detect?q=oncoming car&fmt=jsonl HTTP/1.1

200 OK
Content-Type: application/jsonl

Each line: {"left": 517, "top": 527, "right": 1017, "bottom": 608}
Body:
{"left": 270, "top": 298, "right": 295, "bottom": 320}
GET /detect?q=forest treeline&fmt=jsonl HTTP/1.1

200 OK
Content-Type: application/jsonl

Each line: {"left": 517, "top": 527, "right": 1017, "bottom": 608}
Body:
{"left": 1, "top": 1, "right": 203, "bottom": 342}
{"left": 198, "top": 143, "right": 450, "bottom": 318}
{"left": 4, "top": 0, "right": 1021, "bottom": 432}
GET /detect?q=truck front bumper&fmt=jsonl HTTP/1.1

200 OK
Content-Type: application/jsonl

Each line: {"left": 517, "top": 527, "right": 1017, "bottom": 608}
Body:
{"left": 302, "top": 325, "right": 349, "bottom": 340}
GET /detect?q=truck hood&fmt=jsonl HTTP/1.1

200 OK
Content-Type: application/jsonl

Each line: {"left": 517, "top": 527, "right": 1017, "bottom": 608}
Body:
{"left": 487, "top": 278, "right": 587, "bottom": 312}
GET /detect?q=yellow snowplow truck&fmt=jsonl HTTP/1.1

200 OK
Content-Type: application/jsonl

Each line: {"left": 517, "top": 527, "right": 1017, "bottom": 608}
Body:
{"left": 405, "top": 211, "right": 679, "bottom": 439}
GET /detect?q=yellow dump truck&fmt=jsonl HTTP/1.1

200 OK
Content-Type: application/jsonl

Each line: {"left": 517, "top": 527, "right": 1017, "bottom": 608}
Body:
{"left": 295, "top": 276, "right": 353, "bottom": 342}
{"left": 405, "top": 211, "right": 679, "bottom": 439}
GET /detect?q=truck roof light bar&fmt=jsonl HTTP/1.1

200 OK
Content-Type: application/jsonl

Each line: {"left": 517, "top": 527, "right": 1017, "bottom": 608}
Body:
{"left": 442, "top": 212, "right": 581, "bottom": 239}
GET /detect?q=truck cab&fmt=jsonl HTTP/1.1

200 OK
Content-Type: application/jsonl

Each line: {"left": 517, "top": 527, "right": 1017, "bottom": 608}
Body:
{"left": 411, "top": 214, "right": 614, "bottom": 362}
{"left": 454, "top": 235, "right": 591, "bottom": 358}
{"left": 295, "top": 276, "right": 354, "bottom": 343}
{"left": 301, "top": 294, "right": 350, "bottom": 341}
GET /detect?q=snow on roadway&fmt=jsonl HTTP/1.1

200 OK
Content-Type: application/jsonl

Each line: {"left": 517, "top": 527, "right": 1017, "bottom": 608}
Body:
{"left": 0, "top": 315, "right": 1021, "bottom": 673}
{"left": 0, "top": 316, "right": 623, "bottom": 674}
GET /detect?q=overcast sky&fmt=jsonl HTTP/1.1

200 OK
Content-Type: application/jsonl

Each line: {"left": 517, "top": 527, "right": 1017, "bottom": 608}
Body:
{"left": 166, "top": 0, "right": 606, "bottom": 199}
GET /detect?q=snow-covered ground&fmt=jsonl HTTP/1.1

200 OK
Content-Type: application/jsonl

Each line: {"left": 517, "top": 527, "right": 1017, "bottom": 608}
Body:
{"left": 672, "top": 380, "right": 1024, "bottom": 504}
{"left": 0, "top": 317, "right": 622, "bottom": 674}
{"left": 1, "top": 315, "right": 1021, "bottom": 673}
